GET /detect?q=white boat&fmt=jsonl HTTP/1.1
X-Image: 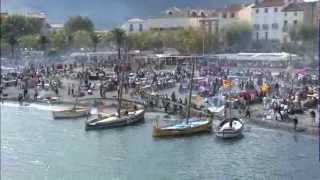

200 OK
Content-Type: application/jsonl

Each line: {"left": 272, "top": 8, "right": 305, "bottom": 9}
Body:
{"left": 215, "top": 118, "right": 244, "bottom": 139}
{"left": 53, "top": 107, "right": 90, "bottom": 119}
{"left": 85, "top": 109, "right": 145, "bottom": 130}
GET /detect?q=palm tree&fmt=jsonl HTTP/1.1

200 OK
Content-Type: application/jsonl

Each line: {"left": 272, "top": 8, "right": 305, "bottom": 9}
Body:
{"left": 111, "top": 28, "right": 126, "bottom": 62}
{"left": 8, "top": 35, "right": 18, "bottom": 58}
{"left": 38, "top": 35, "right": 49, "bottom": 52}
{"left": 90, "top": 32, "right": 100, "bottom": 52}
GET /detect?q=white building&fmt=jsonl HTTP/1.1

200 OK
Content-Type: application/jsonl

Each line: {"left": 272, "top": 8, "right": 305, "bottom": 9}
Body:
{"left": 282, "top": 3, "right": 304, "bottom": 42}
{"left": 121, "top": 18, "right": 146, "bottom": 33}
{"left": 251, "top": 0, "right": 305, "bottom": 43}
{"left": 49, "top": 23, "right": 64, "bottom": 32}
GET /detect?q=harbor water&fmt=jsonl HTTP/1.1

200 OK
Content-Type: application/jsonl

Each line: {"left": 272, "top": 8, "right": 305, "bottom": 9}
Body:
{"left": 1, "top": 103, "right": 320, "bottom": 180}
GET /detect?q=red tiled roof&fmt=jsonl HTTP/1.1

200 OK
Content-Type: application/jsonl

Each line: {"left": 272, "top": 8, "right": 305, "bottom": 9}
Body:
{"left": 282, "top": 3, "right": 304, "bottom": 12}
{"left": 253, "top": 0, "right": 285, "bottom": 8}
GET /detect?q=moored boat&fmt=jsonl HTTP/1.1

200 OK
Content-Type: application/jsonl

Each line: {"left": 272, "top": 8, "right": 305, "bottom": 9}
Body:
{"left": 152, "top": 56, "right": 213, "bottom": 137}
{"left": 53, "top": 107, "right": 90, "bottom": 119}
{"left": 215, "top": 118, "right": 244, "bottom": 139}
{"left": 85, "top": 109, "right": 145, "bottom": 130}
{"left": 152, "top": 118, "right": 212, "bottom": 137}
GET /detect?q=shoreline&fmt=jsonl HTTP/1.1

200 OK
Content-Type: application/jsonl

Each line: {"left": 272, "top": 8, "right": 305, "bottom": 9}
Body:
{"left": 2, "top": 99, "right": 318, "bottom": 137}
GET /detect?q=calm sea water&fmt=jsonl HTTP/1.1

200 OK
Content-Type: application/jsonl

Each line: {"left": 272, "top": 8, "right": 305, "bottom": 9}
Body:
{"left": 1, "top": 103, "right": 320, "bottom": 180}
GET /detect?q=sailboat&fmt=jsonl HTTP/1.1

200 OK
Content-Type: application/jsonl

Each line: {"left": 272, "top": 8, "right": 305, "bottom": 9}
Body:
{"left": 152, "top": 57, "right": 212, "bottom": 137}
{"left": 215, "top": 100, "right": 244, "bottom": 138}
{"left": 52, "top": 96, "right": 90, "bottom": 119}
{"left": 85, "top": 41, "right": 145, "bottom": 130}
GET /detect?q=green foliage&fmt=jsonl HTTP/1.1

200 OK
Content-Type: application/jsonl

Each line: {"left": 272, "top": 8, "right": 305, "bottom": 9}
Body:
{"left": 64, "top": 16, "right": 94, "bottom": 35}
{"left": 222, "top": 23, "right": 251, "bottom": 48}
{"left": 1, "top": 15, "right": 42, "bottom": 38}
{"left": 299, "top": 25, "right": 316, "bottom": 42}
{"left": 48, "top": 30, "right": 67, "bottom": 50}
{"left": 72, "top": 30, "right": 93, "bottom": 48}
{"left": 126, "top": 28, "right": 220, "bottom": 54}
{"left": 1, "top": 15, "right": 43, "bottom": 56}
{"left": 110, "top": 28, "right": 126, "bottom": 48}
{"left": 18, "top": 35, "right": 39, "bottom": 49}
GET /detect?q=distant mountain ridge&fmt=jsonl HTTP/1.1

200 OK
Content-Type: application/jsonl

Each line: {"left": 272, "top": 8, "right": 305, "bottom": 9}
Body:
{"left": 2, "top": 0, "right": 252, "bottom": 29}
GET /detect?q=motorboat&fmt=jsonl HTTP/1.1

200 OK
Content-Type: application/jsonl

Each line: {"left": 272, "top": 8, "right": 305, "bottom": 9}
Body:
{"left": 85, "top": 109, "right": 145, "bottom": 130}
{"left": 53, "top": 107, "right": 90, "bottom": 119}
{"left": 215, "top": 118, "right": 244, "bottom": 139}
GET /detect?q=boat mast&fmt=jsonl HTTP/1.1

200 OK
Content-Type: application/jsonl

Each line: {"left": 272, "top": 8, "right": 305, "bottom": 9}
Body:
{"left": 186, "top": 56, "right": 196, "bottom": 124}
{"left": 117, "top": 39, "right": 127, "bottom": 118}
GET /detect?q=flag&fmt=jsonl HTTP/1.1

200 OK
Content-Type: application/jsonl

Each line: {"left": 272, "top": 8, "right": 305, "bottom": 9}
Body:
{"left": 261, "top": 83, "right": 269, "bottom": 92}
{"left": 223, "top": 79, "right": 231, "bottom": 88}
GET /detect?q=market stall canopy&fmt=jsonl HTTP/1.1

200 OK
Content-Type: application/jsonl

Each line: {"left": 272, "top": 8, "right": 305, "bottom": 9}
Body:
{"left": 210, "top": 52, "right": 301, "bottom": 62}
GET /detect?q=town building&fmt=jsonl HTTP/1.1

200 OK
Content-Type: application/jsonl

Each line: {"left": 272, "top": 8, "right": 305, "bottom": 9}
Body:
{"left": 282, "top": 2, "right": 304, "bottom": 42}
{"left": 121, "top": 18, "right": 146, "bottom": 33}
{"left": 217, "top": 4, "right": 253, "bottom": 31}
{"left": 49, "top": 23, "right": 64, "bottom": 32}
{"left": 251, "top": 0, "right": 306, "bottom": 43}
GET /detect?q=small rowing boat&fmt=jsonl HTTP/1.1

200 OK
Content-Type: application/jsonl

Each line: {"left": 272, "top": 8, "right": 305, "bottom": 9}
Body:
{"left": 53, "top": 107, "right": 90, "bottom": 119}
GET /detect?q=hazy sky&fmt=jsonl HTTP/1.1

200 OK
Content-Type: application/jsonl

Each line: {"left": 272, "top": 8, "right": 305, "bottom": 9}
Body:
{"left": 2, "top": 0, "right": 252, "bottom": 29}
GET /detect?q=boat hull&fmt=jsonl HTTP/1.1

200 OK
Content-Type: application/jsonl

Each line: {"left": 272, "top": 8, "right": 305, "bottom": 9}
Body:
{"left": 215, "top": 119, "right": 244, "bottom": 139}
{"left": 152, "top": 119, "right": 212, "bottom": 137}
{"left": 85, "top": 109, "right": 145, "bottom": 130}
{"left": 53, "top": 108, "right": 90, "bottom": 119}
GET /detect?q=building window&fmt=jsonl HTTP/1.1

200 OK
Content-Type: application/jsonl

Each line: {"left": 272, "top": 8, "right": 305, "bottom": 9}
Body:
{"left": 294, "top": 20, "right": 298, "bottom": 25}
{"left": 283, "top": 20, "right": 288, "bottom": 32}
{"left": 256, "top": 9, "right": 259, "bottom": 14}
{"left": 294, "top": 12, "right": 297, "bottom": 16}
{"left": 274, "top": 8, "right": 278, "bottom": 12}
{"left": 265, "top": 8, "right": 268, "bottom": 13}
{"left": 284, "top": 12, "right": 287, "bottom": 16}
{"left": 265, "top": 32, "right": 268, "bottom": 40}
{"left": 191, "top": 11, "right": 197, "bottom": 17}
{"left": 262, "top": 24, "right": 269, "bottom": 30}
{"left": 256, "top": 32, "right": 259, "bottom": 40}
{"left": 129, "top": 24, "right": 134, "bottom": 31}
{"left": 254, "top": 24, "right": 260, "bottom": 30}
{"left": 272, "top": 23, "right": 278, "bottom": 29}
{"left": 222, "top": 13, "right": 227, "bottom": 18}
{"left": 230, "top": 13, "right": 235, "bottom": 18}
{"left": 139, "top": 24, "right": 143, "bottom": 31}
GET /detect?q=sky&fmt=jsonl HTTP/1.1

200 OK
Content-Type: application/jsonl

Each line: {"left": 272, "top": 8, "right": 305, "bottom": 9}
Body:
{"left": 2, "top": 0, "right": 252, "bottom": 29}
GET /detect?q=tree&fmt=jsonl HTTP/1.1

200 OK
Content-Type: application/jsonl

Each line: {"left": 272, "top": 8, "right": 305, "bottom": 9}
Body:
{"left": 7, "top": 35, "right": 18, "bottom": 58}
{"left": 1, "top": 15, "right": 42, "bottom": 57}
{"left": 38, "top": 35, "right": 50, "bottom": 52}
{"left": 18, "top": 35, "right": 39, "bottom": 49}
{"left": 222, "top": 23, "right": 251, "bottom": 51}
{"left": 90, "top": 32, "right": 100, "bottom": 52}
{"left": 72, "top": 30, "right": 93, "bottom": 49}
{"left": 48, "top": 30, "right": 67, "bottom": 50}
{"left": 110, "top": 28, "right": 126, "bottom": 60}
{"left": 298, "top": 25, "right": 316, "bottom": 42}
{"left": 64, "top": 16, "right": 94, "bottom": 35}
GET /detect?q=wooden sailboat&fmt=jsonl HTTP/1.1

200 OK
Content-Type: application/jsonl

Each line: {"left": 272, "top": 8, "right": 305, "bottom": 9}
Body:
{"left": 152, "top": 57, "right": 212, "bottom": 137}
{"left": 85, "top": 40, "right": 145, "bottom": 130}
{"left": 52, "top": 96, "right": 90, "bottom": 119}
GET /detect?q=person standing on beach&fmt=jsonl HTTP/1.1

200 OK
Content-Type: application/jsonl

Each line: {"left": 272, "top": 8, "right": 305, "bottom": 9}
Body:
{"left": 245, "top": 106, "right": 251, "bottom": 119}
{"left": 292, "top": 116, "right": 298, "bottom": 130}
